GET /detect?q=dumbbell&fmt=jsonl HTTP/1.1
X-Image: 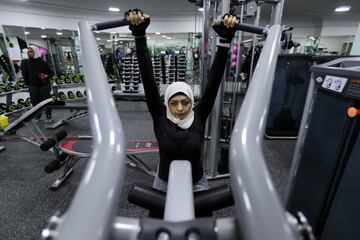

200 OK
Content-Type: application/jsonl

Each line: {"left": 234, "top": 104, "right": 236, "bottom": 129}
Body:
{"left": 64, "top": 77, "right": 72, "bottom": 84}
{"left": 76, "top": 91, "right": 84, "bottom": 98}
{"left": 73, "top": 76, "right": 81, "bottom": 83}
{"left": 133, "top": 85, "right": 139, "bottom": 92}
{"left": 67, "top": 91, "right": 76, "bottom": 99}
{"left": 58, "top": 92, "right": 67, "bottom": 101}
{"left": 55, "top": 77, "right": 63, "bottom": 85}
{"left": 50, "top": 94, "right": 57, "bottom": 101}
{"left": 111, "top": 86, "right": 117, "bottom": 92}
{"left": 25, "top": 98, "right": 32, "bottom": 107}
{"left": 49, "top": 76, "right": 57, "bottom": 85}
{"left": 0, "top": 103, "right": 7, "bottom": 113}
{"left": 7, "top": 102, "right": 16, "bottom": 112}
{"left": 3, "top": 83, "right": 12, "bottom": 92}
{"left": 1, "top": 72, "right": 9, "bottom": 82}
{"left": 17, "top": 99, "right": 24, "bottom": 109}
{"left": 13, "top": 83, "right": 22, "bottom": 90}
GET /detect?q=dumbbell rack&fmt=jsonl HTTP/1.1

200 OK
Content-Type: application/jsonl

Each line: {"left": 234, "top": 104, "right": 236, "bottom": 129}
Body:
{"left": 167, "top": 55, "right": 176, "bottom": 83}
{"left": 0, "top": 85, "right": 31, "bottom": 115}
{"left": 166, "top": 54, "right": 187, "bottom": 83}
{"left": 122, "top": 56, "right": 141, "bottom": 93}
{"left": 177, "top": 54, "right": 187, "bottom": 82}
{"left": 152, "top": 55, "right": 162, "bottom": 91}
{"left": 51, "top": 74, "right": 87, "bottom": 102}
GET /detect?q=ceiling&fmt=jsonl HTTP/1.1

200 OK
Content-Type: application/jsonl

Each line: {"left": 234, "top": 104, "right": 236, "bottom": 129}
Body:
{"left": 1, "top": 0, "right": 359, "bottom": 22}
{"left": 0, "top": 0, "right": 359, "bottom": 42}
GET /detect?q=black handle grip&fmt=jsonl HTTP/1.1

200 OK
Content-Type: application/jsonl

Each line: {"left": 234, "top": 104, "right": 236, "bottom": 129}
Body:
{"left": 92, "top": 19, "right": 129, "bottom": 31}
{"left": 40, "top": 139, "right": 56, "bottom": 151}
{"left": 55, "top": 130, "right": 67, "bottom": 142}
{"left": 213, "top": 20, "right": 267, "bottom": 35}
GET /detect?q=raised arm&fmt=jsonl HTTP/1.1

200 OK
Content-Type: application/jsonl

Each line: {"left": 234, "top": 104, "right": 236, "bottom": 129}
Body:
{"left": 195, "top": 14, "right": 239, "bottom": 121}
{"left": 126, "top": 9, "right": 164, "bottom": 120}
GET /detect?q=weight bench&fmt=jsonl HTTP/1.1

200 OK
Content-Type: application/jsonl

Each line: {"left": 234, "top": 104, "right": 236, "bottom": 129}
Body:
{"left": 42, "top": 137, "right": 158, "bottom": 190}
{"left": 45, "top": 104, "right": 88, "bottom": 129}
{"left": 0, "top": 98, "right": 54, "bottom": 150}
{"left": 128, "top": 182, "right": 234, "bottom": 218}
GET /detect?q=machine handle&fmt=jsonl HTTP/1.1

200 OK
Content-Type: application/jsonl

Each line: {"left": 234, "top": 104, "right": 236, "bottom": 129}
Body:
{"left": 212, "top": 20, "right": 268, "bottom": 35}
{"left": 347, "top": 107, "right": 360, "bottom": 118}
{"left": 92, "top": 17, "right": 146, "bottom": 31}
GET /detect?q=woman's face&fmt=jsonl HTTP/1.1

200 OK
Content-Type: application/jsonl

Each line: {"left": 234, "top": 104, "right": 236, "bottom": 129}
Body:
{"left": 168, "top": 94, "right": 192, "bottom": 120}
{"left": 27, "top": 48, "right": 35, "bottom": 59}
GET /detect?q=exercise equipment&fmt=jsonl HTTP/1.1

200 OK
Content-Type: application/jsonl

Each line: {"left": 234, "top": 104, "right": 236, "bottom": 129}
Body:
{"left": 67, "top": 91, "right": 76, "bottom": 99}
{"left": 58, "top": 91, "right": 67, "bottom": 101}
{"left": 39, "top": 137, "right": 159, "bottom": 190}
{"left": 6, "top": 102, "right": 16, "bottom": 112}
{"left": 40, "top": 9, "right": 315, "bottom": 240}
{"left": 44, "top": 104, "right": 87, "bottom": 129}
{"left": 265, "top": 54, "right": 312, "bottom": 138}
{"left": 285, "top": 58, "right": 360, "bottom": 240}
{"left": 17, "top": 99, "right": 24, "bottom": 109}
{"left": 75, "top": 91, "right": 83, "bottom": 98}
{"left": 24, "top": 98, "right": 32, "bottom": 107}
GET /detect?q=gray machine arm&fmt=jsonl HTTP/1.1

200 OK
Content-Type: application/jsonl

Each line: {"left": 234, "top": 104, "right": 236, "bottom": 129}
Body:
{"left": 229, "top": 25, "right": 298, "bottom": 240}
{"left": 52, "top": 21, "right": 127, "bottom": 240}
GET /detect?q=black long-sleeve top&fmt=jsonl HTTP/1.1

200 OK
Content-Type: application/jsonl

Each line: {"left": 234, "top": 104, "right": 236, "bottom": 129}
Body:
{"left": 135, "top": 37, "right": 229, "bottom": 182}
{"left": 22, "top": 58, "right": 52, "bottom": 87}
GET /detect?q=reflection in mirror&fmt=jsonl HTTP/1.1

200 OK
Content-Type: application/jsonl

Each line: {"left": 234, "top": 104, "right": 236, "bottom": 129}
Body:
{"left": 24, "top": 27, "right": 80, "bottom": 76}
{"left": 92, "top": 31, "right": 200, "bottom": 88}
{"left": 2, "top": 25, "right": 27, "bottom": 82}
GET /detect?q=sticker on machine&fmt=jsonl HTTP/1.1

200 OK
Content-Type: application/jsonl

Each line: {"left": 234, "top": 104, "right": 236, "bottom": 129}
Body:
{"left": 322, "top": 75, "right": 348, "bottom": 93}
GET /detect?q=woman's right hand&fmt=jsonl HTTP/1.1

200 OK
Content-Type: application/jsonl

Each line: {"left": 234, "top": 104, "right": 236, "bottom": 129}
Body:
{"left": 125, "top": 9, "right": 150, "bottom": 37}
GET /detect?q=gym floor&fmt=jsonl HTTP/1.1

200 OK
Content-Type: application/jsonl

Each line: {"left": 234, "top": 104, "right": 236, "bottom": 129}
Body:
{"left": 0, "top": 99, "right": 295, "bottom": 240}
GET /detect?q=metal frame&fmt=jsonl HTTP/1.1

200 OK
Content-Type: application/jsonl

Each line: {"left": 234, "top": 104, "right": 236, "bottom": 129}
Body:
{"left": 42, "top": 4, "right": 302, "bottom": 239}
{"left": 229, "top": 24, "right": 297, "bottom": 240}
{"left": 207, "top": 0, "right": 285, "bottom": 178}
{"left": 284, "top": 57, "right": 360, "bottom": 205}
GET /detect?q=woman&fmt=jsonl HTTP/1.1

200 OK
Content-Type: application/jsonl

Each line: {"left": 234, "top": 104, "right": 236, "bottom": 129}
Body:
{"left": 126, "top": 9, "right": 239, "bottom": 192}
{"left": 22, "top": 45, "right": 53, "bottom": 123}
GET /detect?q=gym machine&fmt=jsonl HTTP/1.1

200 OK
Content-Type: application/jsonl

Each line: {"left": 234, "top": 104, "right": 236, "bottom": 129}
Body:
{"left": 285, "top": 57, "right": 360, "bottom": 240}
{"left": 40, "top": 3, "right": 315, "bottom": 239}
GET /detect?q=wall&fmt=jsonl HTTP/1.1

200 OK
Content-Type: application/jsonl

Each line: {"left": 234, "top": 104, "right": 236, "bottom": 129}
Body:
{"left": 319, "top": 36, "right": 355, "bottom": 53}
{"left": 26, "top": 38, "right": 47, "bottom": 49}
{"left": 351, "top": 23, "right": 360, "bottom": 55}
{"left": 0, "top": 9, "right": 203, "bottom": 34}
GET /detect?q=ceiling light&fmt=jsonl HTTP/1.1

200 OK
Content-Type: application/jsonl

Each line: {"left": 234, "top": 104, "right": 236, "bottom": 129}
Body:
{"left": 162, "top": 35, "right": 167, "bottom": 38}
{"left": 155, "top": 32, "right": 161, "bottom": 35}
{"left": 109, "top": 7, "right": 120, "bottom": 12}
{"left": 41, "top": 35, "right": 47, "bottom": 38}
{"left": 107, "top": 39, "right": 112, "bottom": 42}
{"left": 96, "top": 38, "right": 101, "bottom": 40}
{"left": 56, "top": 32, "right": 63, "bottom": 35}
{"left": 166, "top": 37, "right": 171, "bottom": 40}
{"left": 41, "top": 28, "right": 46, "bottom": 30}
{"left": 198, "top": 8, "right": 204, "bottom": 12}
{"left": 335, "top": 6, "right": 351, "bottom": 12}
{"left": 25, "top": 32, "right": 30, "bottom": 35}
{"left": 147, "top": 37, "right": 151, "bottom": 39}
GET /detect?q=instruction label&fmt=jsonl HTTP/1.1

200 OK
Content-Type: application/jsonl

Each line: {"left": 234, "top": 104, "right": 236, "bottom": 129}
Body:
{"left": 322, "top": 75, "right": 348, "bottom": 93}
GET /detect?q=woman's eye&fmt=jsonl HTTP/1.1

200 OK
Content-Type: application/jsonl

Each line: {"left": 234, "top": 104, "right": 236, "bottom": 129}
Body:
{"left": 170, "top": 102, "right": 177, "bottom": 106}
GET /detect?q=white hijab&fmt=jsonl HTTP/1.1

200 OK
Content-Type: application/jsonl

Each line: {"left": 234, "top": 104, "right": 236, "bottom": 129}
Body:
{"left": 165, "top": 82, "right": 194, "bottom": 129}
{"left": 29, "top": 45, "right": 41, "bottom": 59}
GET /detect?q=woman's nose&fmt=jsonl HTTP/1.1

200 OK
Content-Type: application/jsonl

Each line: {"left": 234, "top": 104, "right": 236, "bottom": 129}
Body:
{"left": 177, "top": 103, "right": 183, "bottom": 111}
